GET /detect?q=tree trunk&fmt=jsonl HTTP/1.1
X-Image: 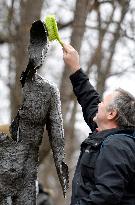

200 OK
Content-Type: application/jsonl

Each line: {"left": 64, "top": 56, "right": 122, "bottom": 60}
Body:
{"left": 60, "top": 0, "right": 93, "bottom": 204}
{"left": 10, "top": 0, "right": 44, "bottom": 119}
{"left": 60, "top": 0, "right": 92, "bottom": 119}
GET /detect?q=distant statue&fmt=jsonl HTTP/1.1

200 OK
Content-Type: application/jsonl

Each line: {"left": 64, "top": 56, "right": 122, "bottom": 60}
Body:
{"left": 0, "top": 20, "right": 69, "bottom": 205}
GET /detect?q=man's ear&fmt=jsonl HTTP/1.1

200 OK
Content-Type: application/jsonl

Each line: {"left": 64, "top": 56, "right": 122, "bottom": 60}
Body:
{"left": 107, "top": 109, "right": 117, "bottom": 120}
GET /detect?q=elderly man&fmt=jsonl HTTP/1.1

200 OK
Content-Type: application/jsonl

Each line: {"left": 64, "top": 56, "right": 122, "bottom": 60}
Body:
{"left": 63, "top": 44, "right": 135, "bottom": 205}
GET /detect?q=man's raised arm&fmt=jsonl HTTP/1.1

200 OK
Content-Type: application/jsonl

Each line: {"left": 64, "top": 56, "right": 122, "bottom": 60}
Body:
{"left": 63, "top": 44, "right": 101, "bottom": 131}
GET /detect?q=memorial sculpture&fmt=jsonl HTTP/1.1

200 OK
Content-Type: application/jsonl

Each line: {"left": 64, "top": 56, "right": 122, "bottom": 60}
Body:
{"left": 0, "top": 20, "right": 69, "bottom": 205}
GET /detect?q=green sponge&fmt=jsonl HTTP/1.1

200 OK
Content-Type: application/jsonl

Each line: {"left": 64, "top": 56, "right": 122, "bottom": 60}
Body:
{"left": 45, "top": 15, "right": 63, "bottom": 46}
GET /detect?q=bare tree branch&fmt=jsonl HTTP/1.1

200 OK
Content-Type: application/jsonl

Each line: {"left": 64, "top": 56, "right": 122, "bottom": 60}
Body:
{"left": 108, "top": 66, "right": 135, "bottom": 78}
{"left": 96, "top": 0, "right": 130, "bottom": 95}
{"left": 86, "top": 1, "right": 115, "bottom": 75}
{"left": 58, "top": 20, "right": 73, "bottom": 30}
{"left": 0, "top": 34, "right": 11, "bottom": 44}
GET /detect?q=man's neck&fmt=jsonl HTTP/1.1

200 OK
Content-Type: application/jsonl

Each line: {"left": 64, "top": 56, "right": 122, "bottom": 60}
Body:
{"left": 98, "top": 122, "right": 118, "bottom": 132}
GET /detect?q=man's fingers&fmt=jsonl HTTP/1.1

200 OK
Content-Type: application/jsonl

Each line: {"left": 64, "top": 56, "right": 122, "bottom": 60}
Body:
{"left": 62, "top": 43, "right": 80, "bottom": 72}
{"left": 63, "top": 43, "right": 75, "bottom": 53}
{"left": 62, "top": 44, "right": 70, "bottom": 53}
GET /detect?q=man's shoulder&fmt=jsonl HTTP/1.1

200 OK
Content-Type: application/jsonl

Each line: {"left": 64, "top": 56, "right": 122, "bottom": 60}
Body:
{"left": 98, "top": 132, "right": 135, "bottom": 167}
{"left": 102, "top": 132, "right": 135, "bottom": 150}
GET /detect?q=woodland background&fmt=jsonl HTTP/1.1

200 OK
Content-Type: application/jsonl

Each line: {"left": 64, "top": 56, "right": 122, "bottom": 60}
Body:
{"left": 0, "top": 0, "right": 135, "bottom": 204}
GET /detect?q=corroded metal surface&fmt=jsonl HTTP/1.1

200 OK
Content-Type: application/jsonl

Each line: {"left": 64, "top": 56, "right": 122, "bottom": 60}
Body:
{"left": 0, "top": 20, "right": 68, "bottom": 204}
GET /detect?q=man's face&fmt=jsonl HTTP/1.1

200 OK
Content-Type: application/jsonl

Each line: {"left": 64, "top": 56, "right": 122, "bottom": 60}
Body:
{"left": 93, "top": 92, "right": 117, "bottom": 129}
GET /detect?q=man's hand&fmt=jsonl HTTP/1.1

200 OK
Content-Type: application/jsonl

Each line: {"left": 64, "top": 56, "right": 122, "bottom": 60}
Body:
{"left": 63, "top": 43, "right": 80, "bottom": 74}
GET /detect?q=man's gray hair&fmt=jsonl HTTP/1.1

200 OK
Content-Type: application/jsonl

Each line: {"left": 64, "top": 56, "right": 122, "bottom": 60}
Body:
{"left": 107, "top": 88, "right": 135, "bottom": 128}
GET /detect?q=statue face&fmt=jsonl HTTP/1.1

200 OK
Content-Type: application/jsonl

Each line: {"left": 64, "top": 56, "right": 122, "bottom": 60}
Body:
{"left": 21, "top": 20, "right": 48, "bottom": 87}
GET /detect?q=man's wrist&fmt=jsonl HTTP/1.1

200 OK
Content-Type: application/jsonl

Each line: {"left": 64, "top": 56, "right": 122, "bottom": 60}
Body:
{"left": 69, "top": 66, "right": 80, "bottom": 74}
{"left": 70, "top": 68, "right": 82, "bottom": 80}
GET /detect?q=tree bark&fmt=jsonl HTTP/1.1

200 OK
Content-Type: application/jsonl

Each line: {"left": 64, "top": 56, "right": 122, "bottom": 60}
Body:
{"left": 10, "top": 0, "right": 44, "bottom": 119}
{"left": 59, "top": 0, "right": 94, "bottom": 204}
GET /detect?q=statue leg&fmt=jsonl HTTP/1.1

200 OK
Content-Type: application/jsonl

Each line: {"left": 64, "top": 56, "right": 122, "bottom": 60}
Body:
{"left": 12, "top": 152, "right": 38, "bottom": 205}
{"left": 12, "top": 178, "right": 36, "bottom": 205}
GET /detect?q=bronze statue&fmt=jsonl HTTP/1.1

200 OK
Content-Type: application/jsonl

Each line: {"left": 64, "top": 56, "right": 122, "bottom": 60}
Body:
{"left": 0, "top": 20, "right": 68, "bottom": 205}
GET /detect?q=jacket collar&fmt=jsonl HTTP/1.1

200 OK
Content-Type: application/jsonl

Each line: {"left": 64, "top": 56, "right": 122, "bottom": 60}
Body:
{"left": 82, "top": 127, "right": 135, "bottom": 148}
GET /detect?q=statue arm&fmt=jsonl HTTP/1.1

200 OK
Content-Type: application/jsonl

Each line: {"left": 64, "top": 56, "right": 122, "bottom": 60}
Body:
{"left": 46, "top": 84, "right": 69, "bottom": 197}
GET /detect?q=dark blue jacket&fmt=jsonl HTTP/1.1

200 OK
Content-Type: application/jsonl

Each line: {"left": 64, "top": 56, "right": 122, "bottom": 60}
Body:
{"left": 70, "top": 69, "right": 135, "bottom": 205}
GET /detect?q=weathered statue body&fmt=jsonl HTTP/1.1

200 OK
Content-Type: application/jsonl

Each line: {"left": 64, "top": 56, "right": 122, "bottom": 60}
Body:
{"left": 0, "top": 20, "right": 68, "bottom": 205}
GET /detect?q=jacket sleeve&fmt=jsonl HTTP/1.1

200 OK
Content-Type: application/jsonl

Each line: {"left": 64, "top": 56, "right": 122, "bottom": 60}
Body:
{"left": 70, "top": 68, "right": 101, "bottom": 131}
{"left": 79, "top": 135, "right": 134, "bottom": 205}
